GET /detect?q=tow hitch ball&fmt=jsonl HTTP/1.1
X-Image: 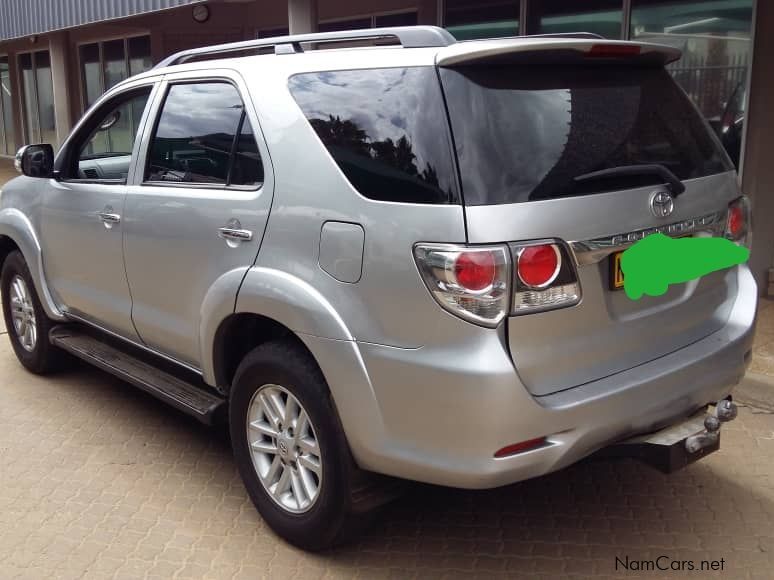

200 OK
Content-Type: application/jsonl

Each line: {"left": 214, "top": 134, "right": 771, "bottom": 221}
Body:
{"left": 685, "top": 399, "right": 738, "bottom": 454}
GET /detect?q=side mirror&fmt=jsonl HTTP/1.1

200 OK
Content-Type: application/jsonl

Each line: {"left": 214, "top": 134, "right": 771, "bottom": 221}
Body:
{"left": 98, "top": 109, "right": 121, "bottom": 132}
{"left": 15, "top": 144, "right": 55, "bottom": 178}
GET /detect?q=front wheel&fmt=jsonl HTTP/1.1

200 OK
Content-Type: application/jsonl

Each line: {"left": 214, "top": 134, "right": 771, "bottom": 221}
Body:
{"left": 230, "top": 340, "right": 388, "bottom": 550}
{"left": 1, "top": 250, "right": 67, "bottom": 374}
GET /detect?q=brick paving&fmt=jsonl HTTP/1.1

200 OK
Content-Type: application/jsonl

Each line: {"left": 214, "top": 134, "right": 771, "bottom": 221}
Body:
{"left": 0, "top": 158, "right": 773, "bottom": 578}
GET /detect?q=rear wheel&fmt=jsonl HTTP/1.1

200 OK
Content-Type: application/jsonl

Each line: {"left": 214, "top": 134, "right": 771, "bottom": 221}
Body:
{"left": 1, "top": 250, "right": 67, "bottom": 374}
{"left": 230, "top": 339, "right": 398, "bottom": 550}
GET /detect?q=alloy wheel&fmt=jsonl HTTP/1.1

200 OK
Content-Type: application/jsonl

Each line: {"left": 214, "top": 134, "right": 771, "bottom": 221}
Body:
{"left": 246, "top": 384, "right": 323, "bottom": 513}
{"left": 9, "top": 275, "right": 37, "bottom": 352}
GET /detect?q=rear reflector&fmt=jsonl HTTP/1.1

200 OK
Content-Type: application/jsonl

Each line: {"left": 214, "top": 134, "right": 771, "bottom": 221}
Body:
{"left": 587, "top": 44, "right": 642, "bottom": 58}
{"left": 494, "top": 437, "right": 547, "bottom": 458}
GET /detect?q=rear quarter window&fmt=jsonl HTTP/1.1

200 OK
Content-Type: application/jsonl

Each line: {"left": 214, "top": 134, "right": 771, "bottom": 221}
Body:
{"left": 288, "top": 67, "right": 459, "bottom": 204}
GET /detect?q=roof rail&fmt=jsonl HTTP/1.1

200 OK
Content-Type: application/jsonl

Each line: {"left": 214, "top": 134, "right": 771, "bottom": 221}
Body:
{"left": 155, "top": 25, "right": 457, "bottom": 68}
{"left": 522, "top": 32, "right": 605, "bottom": 40}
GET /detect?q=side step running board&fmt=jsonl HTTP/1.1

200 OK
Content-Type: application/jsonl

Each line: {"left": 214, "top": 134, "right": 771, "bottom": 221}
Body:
{"left": 50, "top": 326, "right": 225, "bottom": 425}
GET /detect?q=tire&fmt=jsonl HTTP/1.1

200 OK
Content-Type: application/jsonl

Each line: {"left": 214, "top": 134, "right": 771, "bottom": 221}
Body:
{"left": 1, "top": 250, "right": 67, "bottom": 374}
{"left": 230, "top": 339, "right": 398, "bottom": 550}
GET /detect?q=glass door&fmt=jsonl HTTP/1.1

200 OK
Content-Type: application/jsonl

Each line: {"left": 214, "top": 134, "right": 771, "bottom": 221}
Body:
{"left": 0, "top": 56, "right": 15, "bottom": 155}
{"left": 19, "top": 51, "right": 56, "bottom": 146}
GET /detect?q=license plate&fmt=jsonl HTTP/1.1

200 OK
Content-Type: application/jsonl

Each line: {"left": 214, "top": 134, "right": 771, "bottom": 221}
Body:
{"left": 610, "top": 251, "right": 625, "bottom": 290}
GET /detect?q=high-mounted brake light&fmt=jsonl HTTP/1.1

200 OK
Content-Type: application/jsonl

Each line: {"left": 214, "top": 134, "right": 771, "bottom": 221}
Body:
{"left": 725, "top": 196, "right": 751, "bottom": 247}
{"left": 414, "top": 244, "right": 510, "bottom": 327}
{"left": 587, "top": 44, "right": 642, "bottom": 58}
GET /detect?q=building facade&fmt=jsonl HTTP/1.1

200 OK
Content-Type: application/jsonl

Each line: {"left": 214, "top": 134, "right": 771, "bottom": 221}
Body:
{"left": 0, "top": 0, "right": 770, "bottom": 292}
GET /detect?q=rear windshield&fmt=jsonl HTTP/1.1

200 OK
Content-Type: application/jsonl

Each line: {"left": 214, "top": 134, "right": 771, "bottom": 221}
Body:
{"left": 288, "top": 68, "right": 459, "bottom": 204}
{"left": 440, "top": 65, "right": 732, "bottom": 205}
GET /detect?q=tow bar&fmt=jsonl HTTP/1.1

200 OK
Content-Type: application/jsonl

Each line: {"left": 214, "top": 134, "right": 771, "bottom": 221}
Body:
{"left": 597, "top": 399, "right": 738, "bottom": 473}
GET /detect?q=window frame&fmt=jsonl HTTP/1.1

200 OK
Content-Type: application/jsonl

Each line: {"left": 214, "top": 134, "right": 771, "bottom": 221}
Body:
{"left": 141, "top": 77, "right": 264, "bottom": 193}
{"left": 58, "top": 82, "right": 157, "bottom": 185}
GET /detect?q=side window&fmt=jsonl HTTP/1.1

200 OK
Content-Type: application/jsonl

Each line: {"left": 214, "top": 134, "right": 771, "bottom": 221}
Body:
{"left": 288, "top": 68, "right": 459, "bottom": 204}
{"left": 69, "top": 87, "right": 152, "bottom": 182}
{"left": 145, "top": 82, "right": 264, "bottom": 187}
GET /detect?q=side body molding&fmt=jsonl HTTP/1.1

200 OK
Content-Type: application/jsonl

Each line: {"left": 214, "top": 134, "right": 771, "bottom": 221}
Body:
{"left": 0, "top": 208, "right": 66, "bottom": 321}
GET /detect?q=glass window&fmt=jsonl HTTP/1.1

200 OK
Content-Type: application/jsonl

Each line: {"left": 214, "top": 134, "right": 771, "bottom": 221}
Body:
{"left": 73, "top": 89, "right": 152, "bottom": 181}
{"left": 19, "top": 51, "right": 55, "bottom": 145}
{"left": 103, "top": 39, "right": 128, "bottom": 91}
{"left": 257, "top": 27, "right": 289, "bottom": 39}
{"left": 80, "top": 36, "right": 153, "bottom": 112}
{"left": 318, "top": 17, "right": 372, "bottom": 33}
{"left": 631, "top": 0, "right": 754, "bottom": 168}
{"left": 440, "top": 65, "right": 731, "bottom": 205}
{"left": 0, "top": 56, "right": 15, "bottom": 155}
{"left": 19, "top": 53, "right": 39, "bottom": 144}
{"left": 128, "top": 36, "right": 152, "bottom": 77}
{"left": 527, "top": 0, "right": 623, "bottom": 39}
{"left": 374, "top": 12, "right": 419, "bottom": 27}
{"left": 146, "top": 82, "right": 263, "bottom": 187}
{"left": 34, "top": 52, "right": 56, "bottom": 146}
{"left": 80, "top": 43, "right": 102, "bottom": 109}
{"left": 230, "top": 117, "right": 264, "bottom": 187}
{"left": 444, "top": 0, "right": 519, "bottom": 40}
{"left": 288, "top": 68, "right": 459, "bottom": 204}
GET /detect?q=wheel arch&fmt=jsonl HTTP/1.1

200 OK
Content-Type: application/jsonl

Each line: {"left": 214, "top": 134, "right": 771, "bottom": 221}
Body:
{"left": 212, "top": 312, "right": 309, "bottom": 393}
{"left": 0, "top": 210, "right": 65, "bottom": 321}
{"left": 200, "top": 266, "right": 354, "bottom": 388}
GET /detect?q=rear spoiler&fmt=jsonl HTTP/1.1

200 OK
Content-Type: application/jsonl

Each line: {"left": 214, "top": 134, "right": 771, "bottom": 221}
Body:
{"left": 436, "top": 38, "right": 682, "bottom": 67}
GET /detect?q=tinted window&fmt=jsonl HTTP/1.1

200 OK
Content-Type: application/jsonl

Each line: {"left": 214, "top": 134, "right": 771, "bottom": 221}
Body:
{"left": 146, "top": 82, "right": 263, "bottom": 187}
{"left": 440, "top": 66, "right": 732, "bottom": 205}
{"left": 289, "top": 68, "right": 458, "bottom": 204}
{"left": 230, "top": 117, "right": 264, "bottom": 186}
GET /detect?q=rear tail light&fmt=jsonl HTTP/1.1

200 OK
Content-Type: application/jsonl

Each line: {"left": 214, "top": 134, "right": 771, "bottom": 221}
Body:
{"left": 414, "top": 244, "right": 510, "bottom": 327}
{"left": 517, "top": 244, "right": 560, "bottom": 288}
{"left": 725, "top": 196, "right": 751, "bottom": 247}
{"left": 511, "top": 241, "right": 581, "bottom": 314}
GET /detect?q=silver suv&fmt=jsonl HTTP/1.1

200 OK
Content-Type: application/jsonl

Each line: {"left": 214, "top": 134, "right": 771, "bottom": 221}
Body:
{"left": 0, "top": 27, "right": 756, "bottom": 549}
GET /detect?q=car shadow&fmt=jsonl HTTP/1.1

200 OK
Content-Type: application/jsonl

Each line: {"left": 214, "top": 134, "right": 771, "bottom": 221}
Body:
{"left": 43, "top": 363, "right": 774, "bottom": 578}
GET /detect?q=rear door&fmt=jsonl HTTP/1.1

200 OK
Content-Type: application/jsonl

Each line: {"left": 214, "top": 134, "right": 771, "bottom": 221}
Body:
{"left": 123, "top": 72, "right": 273, "bottom": 368}
{"left": 438, "top": 47, "right": 740, "bottom": 396}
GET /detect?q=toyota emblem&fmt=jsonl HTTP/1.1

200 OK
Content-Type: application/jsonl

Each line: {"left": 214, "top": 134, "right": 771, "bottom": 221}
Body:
{"left": 650, "top": 189, "right": 674, "bottom": 218}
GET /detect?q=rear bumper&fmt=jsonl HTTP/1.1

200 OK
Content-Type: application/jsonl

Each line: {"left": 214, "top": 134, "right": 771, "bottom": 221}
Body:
{"left": 305, "top": 266, "right": 756, "bottom": 489}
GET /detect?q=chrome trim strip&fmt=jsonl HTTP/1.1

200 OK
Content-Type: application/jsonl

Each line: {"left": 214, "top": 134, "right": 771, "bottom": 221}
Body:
{"left": 570, "top": 210, "right": 727, "bottom": 266}
{"left": 62, "top": 313, "right": 204, "bottom": 376}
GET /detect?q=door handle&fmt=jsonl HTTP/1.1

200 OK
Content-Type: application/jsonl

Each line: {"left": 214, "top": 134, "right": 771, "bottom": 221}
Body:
{"left": 98, "top": 212, "right": 121, "bottom": 224}
{"left": 218, "top": 227, "right": 253, "bottom": 242}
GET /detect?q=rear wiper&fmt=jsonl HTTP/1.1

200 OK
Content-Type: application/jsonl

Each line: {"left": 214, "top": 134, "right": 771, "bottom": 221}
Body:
{"left": 573, "top": 164, "right": 686, "bottom": 196}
